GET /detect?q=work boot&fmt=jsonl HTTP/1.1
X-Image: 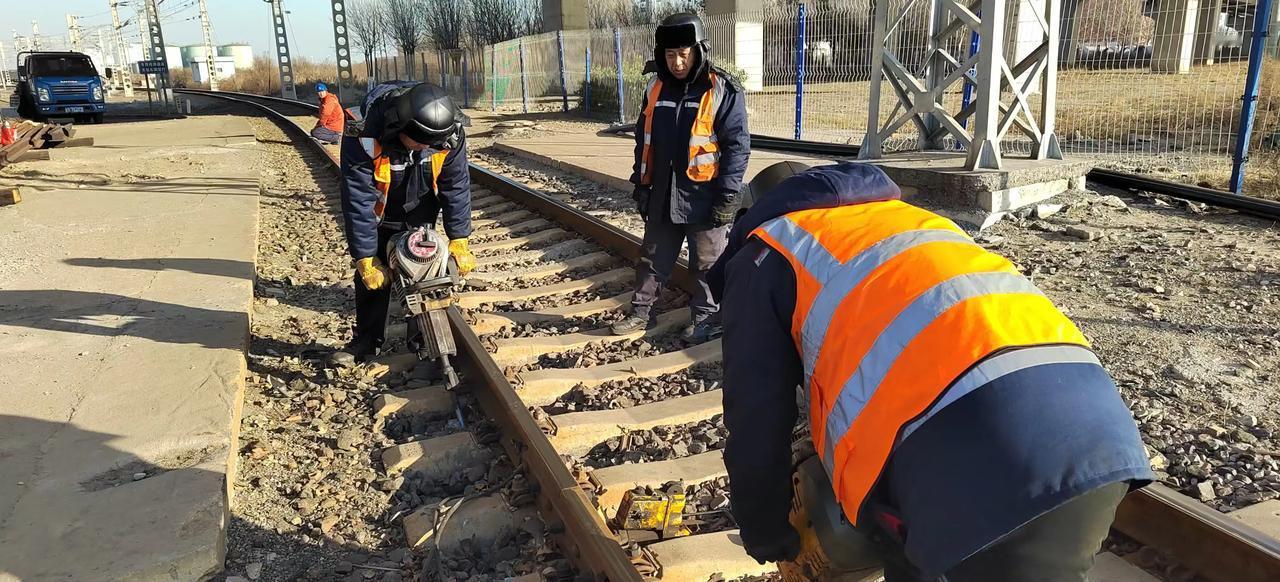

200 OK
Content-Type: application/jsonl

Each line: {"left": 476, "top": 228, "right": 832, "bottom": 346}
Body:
{"left": 610, "top": 310, "right": 653, "bottom": 335}
{"left": 329, "top": 336, "right": 379, "bottom": 367}
{"left": 682, "top": 313, "right": 722, "bottom": 343}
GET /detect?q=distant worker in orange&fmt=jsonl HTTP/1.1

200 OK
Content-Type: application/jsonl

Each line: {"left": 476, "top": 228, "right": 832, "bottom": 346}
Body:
{"left": 312, "top": 82, "right": 343, "bottom": 144}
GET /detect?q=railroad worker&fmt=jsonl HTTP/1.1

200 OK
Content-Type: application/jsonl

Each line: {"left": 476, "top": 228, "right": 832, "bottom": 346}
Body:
{"left": 311, "top": 82, "right": 343, "bottom": 144}
{"left": 609, "top": 12, "right": 750, "bottom": 342}
{"left": 710, "top": 161, "right": 1155, "bottom": 581}
{"left": 331, "top": 82, "right": 476, "bottom": 365}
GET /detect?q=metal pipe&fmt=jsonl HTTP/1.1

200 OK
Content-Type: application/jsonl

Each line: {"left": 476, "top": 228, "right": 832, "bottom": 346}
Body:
{"left": 614, "top": 27, "right": 625, "bottom": 123}
{"left": 518, "top": 40, "right": 528, "bottom": 114}
{"left": 557, "top": 31, "right": 569, "bottom": 112}
{"left": 1230, "top": 0, "right": 1274, "bottom": 193}
{"left": 794, "top": 2, "right": 806, "bottom": 141}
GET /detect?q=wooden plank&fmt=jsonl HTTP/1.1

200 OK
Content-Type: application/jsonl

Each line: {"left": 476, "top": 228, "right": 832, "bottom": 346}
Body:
{"left": 0, "top": 187, "right": 21, "bottom": 206}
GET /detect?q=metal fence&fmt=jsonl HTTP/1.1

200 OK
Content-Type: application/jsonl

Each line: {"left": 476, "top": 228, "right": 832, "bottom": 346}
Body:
{"left": 371, "top": 0, "right": 1280, "bottom": 196}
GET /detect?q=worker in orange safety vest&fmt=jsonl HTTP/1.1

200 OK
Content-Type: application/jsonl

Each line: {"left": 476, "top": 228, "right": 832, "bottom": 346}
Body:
{"left": 709, "top": 161, "right": 1155, "bottom": 581}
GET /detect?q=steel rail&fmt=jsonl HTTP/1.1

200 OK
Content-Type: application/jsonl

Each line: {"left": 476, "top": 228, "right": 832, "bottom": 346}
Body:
{"left": 177, "top": 88, "right": 1280, "bottom": 582}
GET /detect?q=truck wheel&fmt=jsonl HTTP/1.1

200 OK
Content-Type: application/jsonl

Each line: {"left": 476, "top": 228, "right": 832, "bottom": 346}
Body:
{"left": 92, "top": 113, "right": 105, "bottom": 124}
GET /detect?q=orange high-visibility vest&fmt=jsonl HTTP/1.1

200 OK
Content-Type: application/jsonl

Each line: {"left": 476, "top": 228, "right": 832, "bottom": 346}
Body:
{"left": 750, "top": 200, "right": 1091, "bottom": 524}
{"left": 358, "top": 137, "right": 448, "bottom": 222}
{"left": 639, "top": 72, "right": 725, "bottom": 184}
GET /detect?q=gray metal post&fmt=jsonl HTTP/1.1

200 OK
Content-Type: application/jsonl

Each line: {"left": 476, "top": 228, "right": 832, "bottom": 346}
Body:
{"left": 794, "top": 3, "right": 805, "bottom": 141}
{"left": 557, "top": 31, "right": 569, "bottom": 112}
{"left": 440, "top": 52, "right": 447, "bottom": 90}
{"left": 268, "top": 0, "right": 297, "bottom": 100}
{"left": 1035, "top": 0, "right": 1063, "bottom": 160}
{"left": 518, "top": 40, "right": 529, "bottom": 113}
{"left": 462, "top": 51, "right": 469, "bottom": 107}
{"left": 67, "top": 15, "right": 82, "bottom": 53}
{"left": 330, "top": 0, "right": 355, "bottom": 103}
{"left": 490, "top": 44, "right": 496, "bottom": 111}
{"left": 966, "top": 0, "right": 1008, "bottom": 170}
{"left": 858, "top": 0, "right": 891, "bottom": 159}
{"left": 614, "top": 27, "right": 625, "bottom": 123}
{"left": 31, "top": 21, "right": 41, "bottom": 51}
{"left": 585, "top": 45, "right": 592, "bottom": 115}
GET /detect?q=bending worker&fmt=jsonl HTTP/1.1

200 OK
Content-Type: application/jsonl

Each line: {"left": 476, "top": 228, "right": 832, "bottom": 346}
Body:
{"left": 610, "top": 12, "right": 749, "bottom": 342}
{"left": 332, "top": 82, "right": 475, "bottom": 365}
{"left": 311, "top": 82, "right": 343, "bottom": 144}
{"left": 710, "top": 161, "right": 1154, "bottom": 581}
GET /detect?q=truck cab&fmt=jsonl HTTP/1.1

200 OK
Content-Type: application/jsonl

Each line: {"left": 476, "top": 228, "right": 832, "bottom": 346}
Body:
{"left": 8, "top": 51, "right": 107, "bottom": 124}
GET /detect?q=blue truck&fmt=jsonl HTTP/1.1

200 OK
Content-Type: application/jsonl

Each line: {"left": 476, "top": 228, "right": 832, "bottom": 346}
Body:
{"left": 8, "top": 51, "right": 107, "bottom": 124}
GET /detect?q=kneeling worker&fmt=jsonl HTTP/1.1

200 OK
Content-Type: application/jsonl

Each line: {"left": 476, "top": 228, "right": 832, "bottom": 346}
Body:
{"left": 711, "top": 161, "right": 1154, "bottom": 580}
{"left": 611, "top": 12, "right": 749, "bottom": 341}
{"left": 311, "top": 82, "right": 343, "bottom": 144}
{"left": 332, "top": 82, "right": 476, "bottom": 365}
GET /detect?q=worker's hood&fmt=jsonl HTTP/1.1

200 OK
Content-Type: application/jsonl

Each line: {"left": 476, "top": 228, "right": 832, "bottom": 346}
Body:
{"left": 709, "top": 162, "right": 901, "bottom": 301}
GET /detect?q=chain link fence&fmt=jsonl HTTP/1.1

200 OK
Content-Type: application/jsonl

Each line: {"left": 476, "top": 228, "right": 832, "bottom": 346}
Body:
{"left": 371, "top": 0, "right": 1280, "bottom": 197}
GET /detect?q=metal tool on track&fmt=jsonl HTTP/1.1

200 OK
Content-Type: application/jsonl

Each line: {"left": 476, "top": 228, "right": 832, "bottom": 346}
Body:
{"left": 387, "top": 226, "right": 462, "bottom": 388}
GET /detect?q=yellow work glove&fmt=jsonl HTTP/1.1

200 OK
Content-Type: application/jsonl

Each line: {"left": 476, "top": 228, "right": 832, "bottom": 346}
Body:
{"left": 356, "top": 256, "right": 389, "bottom": 290}
{"left": 449, "top": 238, "right": 476, "bottom": 276}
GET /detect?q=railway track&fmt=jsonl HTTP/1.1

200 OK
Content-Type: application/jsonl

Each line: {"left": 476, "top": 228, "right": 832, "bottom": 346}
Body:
{"left": 178, "top": 88, "right": 1280, "bottom": 582}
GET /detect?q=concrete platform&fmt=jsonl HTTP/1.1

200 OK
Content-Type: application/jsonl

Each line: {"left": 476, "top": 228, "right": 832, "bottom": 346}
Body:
{"left": 0, "top": 117, "right": 260, "bottom": 580}
{"left": 867, "top": 151, "right": 1092, "bottom": 229}
{"left": 495, "top": 133, "right": 1091, "bottom": 230}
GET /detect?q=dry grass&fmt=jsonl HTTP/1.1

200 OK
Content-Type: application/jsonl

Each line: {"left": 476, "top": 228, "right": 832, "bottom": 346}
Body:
{"left": 185, "top": 57, "right": 368, "bottom": 101}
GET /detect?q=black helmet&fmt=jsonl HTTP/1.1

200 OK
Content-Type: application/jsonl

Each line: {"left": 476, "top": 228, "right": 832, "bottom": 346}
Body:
{"left": 738, "top": 161, "right": 811, "bottom": 219}
{"left": 654, "top": 13, "right": 710, "bottom": 80}
{"left": 394, "top": 83, "right": 462, "bottom": 149}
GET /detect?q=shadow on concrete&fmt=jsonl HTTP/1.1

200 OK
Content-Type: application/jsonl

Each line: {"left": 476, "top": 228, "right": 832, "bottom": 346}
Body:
{"left": 64, "top": 257, "right": 255, "bottom": 280}
{"left": 0, "top": 415, "right": 390, "bottom": 581}
{"left": 0, "top": 289, "right": 249, "bottom": 350}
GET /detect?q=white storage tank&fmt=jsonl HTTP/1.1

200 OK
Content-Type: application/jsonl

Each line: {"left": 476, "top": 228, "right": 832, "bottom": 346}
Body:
{"left": 217, "top": 44, "right": 254, "bottom": 70}
{"left": 181, "top": 44, "right": 209, "bottom": 67}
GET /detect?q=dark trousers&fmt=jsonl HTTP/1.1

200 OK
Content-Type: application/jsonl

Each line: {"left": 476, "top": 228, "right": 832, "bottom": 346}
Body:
{"left": 632, "top": 211, "right": 728, "bottom": 320}
{"left": 353, "top": 227, "right": 399, "bottom": 349}
{"left": 311, "top": 125, "right": 341, "bottom": 144}
{"left": 883, "top": 482, "right": 1128, "bottom": 582}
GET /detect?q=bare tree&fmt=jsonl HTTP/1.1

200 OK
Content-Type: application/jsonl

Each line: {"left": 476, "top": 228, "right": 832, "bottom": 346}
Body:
{"left": 424, "top": 0, "right": 467, "bottom": 50}
{"left": 384, "top": 0, "right": 427, "bottom": 79}
{"left": 349, "top": 0, "right": 386, "bottom": 78}
{"left": 467, "top": 0, "right": 542, "bottom": 46}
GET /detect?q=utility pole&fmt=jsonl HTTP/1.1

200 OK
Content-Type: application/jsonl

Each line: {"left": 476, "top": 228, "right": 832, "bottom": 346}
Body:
{"left": 197, "top": 0, "right": 219, "bottom": 90}
{"left": 329, "top": 0, "right": 354, "bottom": 104}
{"left": 137, "top": 8, "right": 151, "bottom": 60}
{"left": 67, "top": 15, "right": 83, "bottom": 53}
{"left": 31, "top": 21, "right": 41, "bottom": 51}
{"left": 143, "top": 0, "right": 173, "bottom": 113}
{"left": 0, "top": 40, "right": 10, "bottom": 88}
{"left": 266, "top": 0, "right": 297, "bottom": 99}
{"left": 110, "top": 0, "right": 134, "bottom": 96}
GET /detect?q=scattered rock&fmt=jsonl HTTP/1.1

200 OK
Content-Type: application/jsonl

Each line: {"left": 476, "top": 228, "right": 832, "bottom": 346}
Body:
{"left": 1196, "top": 481, "right": 1216, "bottom": 501}
{"left": 1064, "top": 225, "right": 1102, "bottom": 241}
{"left": 1096, "top": 195, "right": 1128, "bottom": 209}
{"left": 1033, "top": 203, "right": 1064, "bottom": 219}
{"left": 245, "top": 562, "right": 263, "bottom": 580}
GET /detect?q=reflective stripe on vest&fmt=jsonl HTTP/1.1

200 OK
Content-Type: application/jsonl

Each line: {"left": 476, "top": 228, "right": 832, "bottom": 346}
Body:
{"left": 639, "top": 73, "right": 726, "bottom": 185}
{"left": 749, "top": 201, "right": 1090, "bottom": 524}
{"left": 362, "top": 138, "right": 448, "bottom": 224}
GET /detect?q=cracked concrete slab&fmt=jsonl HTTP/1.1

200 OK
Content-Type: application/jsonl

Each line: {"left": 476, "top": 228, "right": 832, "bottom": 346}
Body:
{"left": 0, "top": 117, "right": 260, "bottom": 581}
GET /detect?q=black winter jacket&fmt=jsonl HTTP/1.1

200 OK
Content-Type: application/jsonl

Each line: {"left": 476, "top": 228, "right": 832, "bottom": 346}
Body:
{"left": 629, "top": 64, "right": 750, "bottom": 225}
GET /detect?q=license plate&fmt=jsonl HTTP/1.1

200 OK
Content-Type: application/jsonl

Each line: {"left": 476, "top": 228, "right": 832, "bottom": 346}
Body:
{"left": 65, "top": 106, "right": 85, "bottom": 113}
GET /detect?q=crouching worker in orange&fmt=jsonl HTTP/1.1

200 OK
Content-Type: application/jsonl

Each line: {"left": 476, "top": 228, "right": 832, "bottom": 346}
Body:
{"left": 710, "top": 161, "right": 1154, "bottom": 581}
{"left": 311, "top": 82, "right": 343, "bottom": 144}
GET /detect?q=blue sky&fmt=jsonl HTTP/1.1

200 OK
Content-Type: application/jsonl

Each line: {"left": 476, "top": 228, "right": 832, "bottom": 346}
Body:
{"left": 6, "top": 0, "right": 337, "bottom": 62}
